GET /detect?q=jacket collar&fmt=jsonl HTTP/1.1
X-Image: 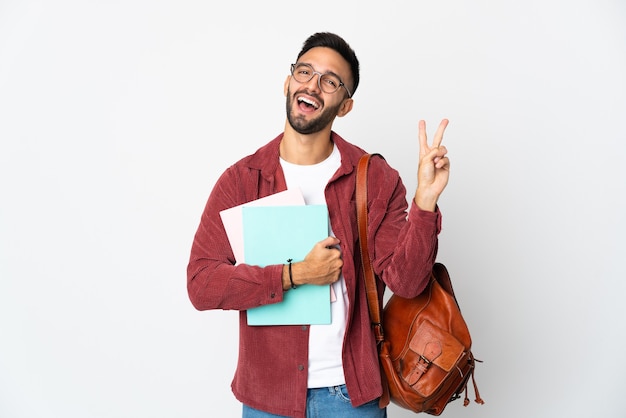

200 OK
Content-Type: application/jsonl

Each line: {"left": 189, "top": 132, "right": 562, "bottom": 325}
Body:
{"left": 246, "top": 131, "right": 366, "bottom": 182}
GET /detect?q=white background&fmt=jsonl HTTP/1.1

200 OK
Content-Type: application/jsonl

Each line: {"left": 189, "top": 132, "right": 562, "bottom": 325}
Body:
{"left": 1, "top": 1, "right": 625, "bottom": 417}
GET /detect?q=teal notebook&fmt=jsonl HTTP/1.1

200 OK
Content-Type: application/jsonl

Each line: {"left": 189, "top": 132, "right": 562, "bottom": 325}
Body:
{"left": 243, "top": 204, "right": 331, "bottom": 326}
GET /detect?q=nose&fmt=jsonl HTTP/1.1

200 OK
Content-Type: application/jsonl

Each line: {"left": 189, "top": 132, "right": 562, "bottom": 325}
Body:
{"left": 305, "top": 71, "right": 323, "bottom": 94}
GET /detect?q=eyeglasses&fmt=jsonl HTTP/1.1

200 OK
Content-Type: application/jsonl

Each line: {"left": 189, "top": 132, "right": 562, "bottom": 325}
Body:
{"left": 290, "top": 63, "right": 352, "bottom": 98}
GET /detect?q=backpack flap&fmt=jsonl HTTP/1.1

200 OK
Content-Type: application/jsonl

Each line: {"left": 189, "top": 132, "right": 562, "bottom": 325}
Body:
{"left": 403, "top": 319, "right": 465, "bottom": 397}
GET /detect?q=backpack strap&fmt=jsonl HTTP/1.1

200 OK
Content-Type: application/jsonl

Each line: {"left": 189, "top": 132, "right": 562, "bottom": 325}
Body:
{"left": 356, "top": 153, "right": 384, "bottom": 342}
{"left": 356, "top": 153, "right": 390, "bottom": 409}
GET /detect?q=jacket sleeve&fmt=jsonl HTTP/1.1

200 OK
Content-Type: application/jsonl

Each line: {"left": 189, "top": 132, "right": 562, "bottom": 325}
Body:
{"left": 367, "top": 157, "right": 441, "bottom": 298}
{"left": 186, "top": 167, "right": 285, "bottom": 311}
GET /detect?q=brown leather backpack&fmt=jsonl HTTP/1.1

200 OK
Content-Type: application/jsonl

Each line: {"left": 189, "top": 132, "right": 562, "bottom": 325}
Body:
{"left": 356, "top": 153, "right": 484, "bottom": 415}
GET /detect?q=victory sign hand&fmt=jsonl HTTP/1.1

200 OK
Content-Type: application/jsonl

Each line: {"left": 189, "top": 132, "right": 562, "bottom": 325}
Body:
{"left": 414, "top": 119, "right": 450, "bottom": 211}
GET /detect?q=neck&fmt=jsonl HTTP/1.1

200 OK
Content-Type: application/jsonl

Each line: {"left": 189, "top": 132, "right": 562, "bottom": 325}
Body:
{"left": 280, "top": 124, "right": 334, "bottom": 165}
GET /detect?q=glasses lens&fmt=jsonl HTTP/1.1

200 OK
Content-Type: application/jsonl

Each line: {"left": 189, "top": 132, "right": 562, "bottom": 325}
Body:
{"left": 319, "top": 74, "right": 341, "bottom": 93}
{"left": 292, "top": 64, "right": 313, "bottom": 83}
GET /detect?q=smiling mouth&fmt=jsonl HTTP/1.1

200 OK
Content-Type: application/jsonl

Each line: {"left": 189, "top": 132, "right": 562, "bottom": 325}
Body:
{"left": 297, "top": 96, "right": 320, "bottom": 110}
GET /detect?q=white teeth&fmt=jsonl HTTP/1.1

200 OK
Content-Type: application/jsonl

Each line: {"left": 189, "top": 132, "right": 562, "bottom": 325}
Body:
{"left": 298, "top": 97, "right": 319, "bottom": 109}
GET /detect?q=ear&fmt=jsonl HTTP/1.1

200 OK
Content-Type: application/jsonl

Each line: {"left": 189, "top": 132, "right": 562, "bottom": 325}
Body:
{"left": 284, "top": 76, "right": 291, "bottom": 96}
{"left": 336, "top": 98, "right": 354, "bottom": 118}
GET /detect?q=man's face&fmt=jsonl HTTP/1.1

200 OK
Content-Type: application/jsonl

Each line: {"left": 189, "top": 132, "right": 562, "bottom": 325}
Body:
{"left": 285, "top": 47, "right": 353, "bottom": 135}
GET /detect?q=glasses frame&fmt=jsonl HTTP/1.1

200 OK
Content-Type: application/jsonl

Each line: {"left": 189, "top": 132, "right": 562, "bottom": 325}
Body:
{"left": 290, "top": 63, "right": 352, "bottom": 98}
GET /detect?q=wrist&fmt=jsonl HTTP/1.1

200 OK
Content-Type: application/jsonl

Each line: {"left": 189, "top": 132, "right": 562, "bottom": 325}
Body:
{"left": 414, "top": 190, "right": 438, "bottom": 212}
{"left": 282, "top": 260, "right": 298, "bottom": 290}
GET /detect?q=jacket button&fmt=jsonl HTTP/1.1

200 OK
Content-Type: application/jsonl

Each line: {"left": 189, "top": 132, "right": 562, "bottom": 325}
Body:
{"left": 298, "top": 365, "right": 304, "bottom": 371}
{"left": 270, "top": 292, "right": 276, "bottom": 298}
{"left": 301, "top": 326, "right": 307, "bottom": 331}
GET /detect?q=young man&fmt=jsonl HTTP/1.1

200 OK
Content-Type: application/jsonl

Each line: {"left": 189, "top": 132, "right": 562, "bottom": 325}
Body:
{"left": 187, "top": 32, "right": 450, "bottom": 418}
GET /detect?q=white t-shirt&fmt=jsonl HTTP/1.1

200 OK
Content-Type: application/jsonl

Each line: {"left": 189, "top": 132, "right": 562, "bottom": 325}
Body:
{"left": 279, "top": 144, "right": 349, "bottom": 388}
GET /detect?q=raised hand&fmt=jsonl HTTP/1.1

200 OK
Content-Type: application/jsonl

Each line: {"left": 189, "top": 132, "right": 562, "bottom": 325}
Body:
{"left": 414, "top": 119, "right": 451, "bottom": 211}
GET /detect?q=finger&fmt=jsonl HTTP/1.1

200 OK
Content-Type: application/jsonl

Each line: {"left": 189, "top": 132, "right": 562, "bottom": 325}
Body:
{"left": 319, "top": 236, "right": 340, "bottom": 248}
{"left": 432, "top": 119, "right": 449, "bottom": 148}
{"left": 418, "top": 120, "right": 428, "bottom": 155}
{"left": 426, "top": 145, "right": 447, "bottom": 162}
{"left": 435, "top": 156, "right": 450, "bottom": 169}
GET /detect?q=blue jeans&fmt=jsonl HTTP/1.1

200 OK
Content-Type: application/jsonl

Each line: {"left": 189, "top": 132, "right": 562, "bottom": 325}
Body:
{"left": 242, "top": 384, "right": 387, "bottom": 418}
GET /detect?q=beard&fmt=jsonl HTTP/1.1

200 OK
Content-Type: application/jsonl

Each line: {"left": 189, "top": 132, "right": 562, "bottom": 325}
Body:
{"left": 285, "top": 87, "right": 342, "bottom": 135}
